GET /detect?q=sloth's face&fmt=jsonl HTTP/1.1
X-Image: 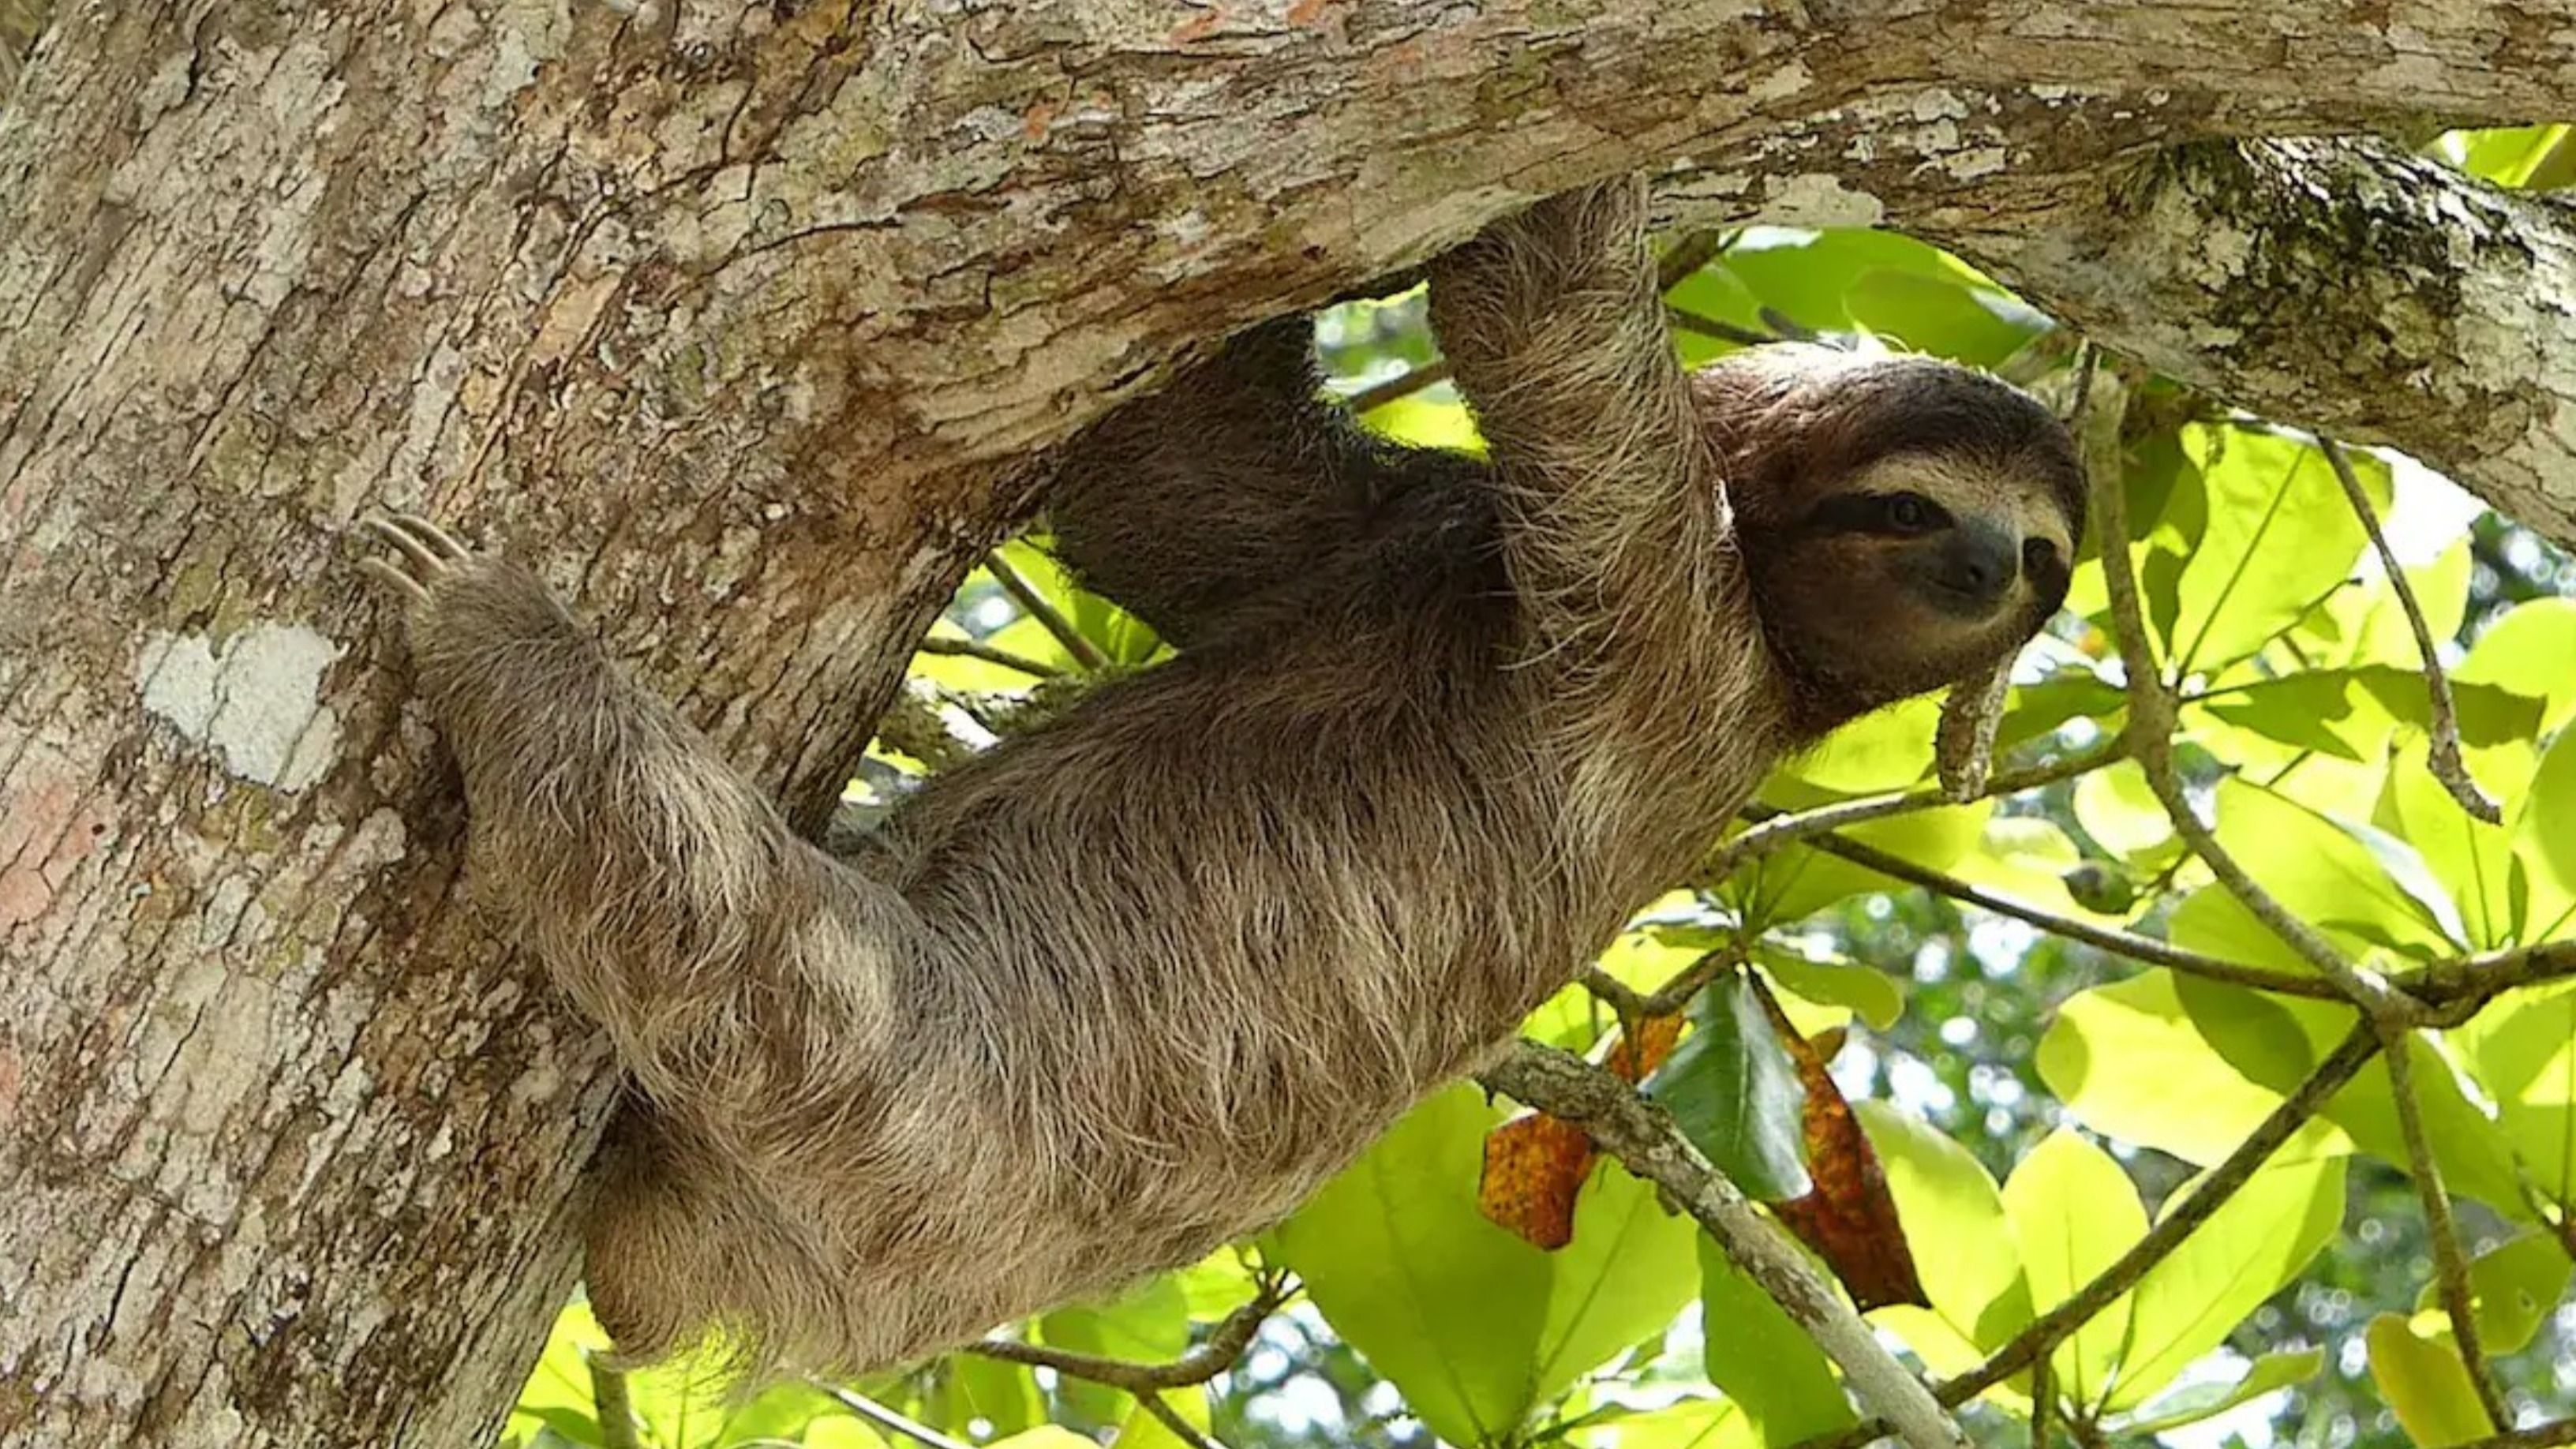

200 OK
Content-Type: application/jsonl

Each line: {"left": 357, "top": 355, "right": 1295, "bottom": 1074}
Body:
{"left": 1747, "top": 449, "right": 2077, "bottom": 714}
{"left": 1706, "top": 347, "right": 2086, "bottom": 724}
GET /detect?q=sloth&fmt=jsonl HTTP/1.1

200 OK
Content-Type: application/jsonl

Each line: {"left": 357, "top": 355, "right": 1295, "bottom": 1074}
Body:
{"left": 359, "top": 178, "right": 2084, "bottom": 1376}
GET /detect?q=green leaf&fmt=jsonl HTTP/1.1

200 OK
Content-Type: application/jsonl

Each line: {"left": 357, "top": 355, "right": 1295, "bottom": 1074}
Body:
{"left": 1776, "top": 696, "right": 1943, "bottom": 795}
{"left": 1363, "top": 391, "right": 1485, "bottom": 453}
{"left": 2366, "top": 1314, "right": 2492, "bottom": 1448}
{"left": 1855, "top": 1103, "right": 2031, "bottom": 1351}
{"left": 1569, "top": 1398, "right": 1757, "bottom": 1449}
{"left": 2039, "top": 972, "right": 2349, "bottom": 1168}
{"left": 1530, "top": 1155, "right": 1702, "bottom": 1406}
{"left": 2072, "top": 760, "right": 2174, "bottom": 860}
{"left": 2451, "top": 978, "right": 2576, "bottom": 1211}
{"left": 1756, "top": 947, "right": 1904, "bottom": 1032}
{"left": 988, "top": 1430, "right": 1100, "bottom": 1449}
{"left": 1697, "top": 1237, "right": 1859, "bottom": 1446}
{"left": 1843, "top": 268, "right": 2041, "bottom": 367}
{"left": 2198, "top": 668, "right": 2540, "bottom": 765}
{"left": 2289, "top": 540, "right": 2472, "bottom": 671}
{"left": 1732, "top": 799, "right": 1990, "bottom": 927}
{"left": 2116, "top": 1349, "right": 2323, "bottom": 1436}
{"left": 1265, "top": 1085, "right": 1553, "bottom": 1446}
{"left": 1267, "top": 1084, "right": 1698, "bottom": 1445}
{"left": 2210, "top": 776, "right": 2459, "bottom": 960}
{"left": 925, "top": 1354, "right": 1043, "bottom": 1440}
{"left": 507, "top": 1303, "right": 614, "bottom": 1449}
{"left": 2113, "top": 1157, "right": 2346, "bottom": 1408}
{"left": 2379, "top": 732, "right": 2522, "bottom": 951}
{"left": 1721, "top": 230, "right": 2005, "bottom": 342}
{"left": 2001, "top": 1131, "right": 2146, "bottom": 1410}
{"left": 2516, "top": 731, "right": 2576, "bottom": 941}
{"left": 1039, "top": 1275, "right": 1191, "bottom": 1424}
{"left": 1110, "top": 1388, "right": 1213, "bottom": 1449}
{"left": 1647, "top": 975, "right": 1812, "bottom": 1200}
{"left": 2163, "top": 425, "right": 2380, "bottom": 674}
{"left": 2411, "top": 1230, "right": 2576, "bottom": 1356}
{"left": 2455, "top": 597, "right": 2576, "bottom": 740}
{"left": 801, "top": 1414, "right": 893, "bottom": 1448}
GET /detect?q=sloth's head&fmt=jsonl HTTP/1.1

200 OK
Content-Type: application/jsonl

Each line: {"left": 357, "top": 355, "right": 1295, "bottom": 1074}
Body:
{"left": 1705, "top": 346, "right": 2087, "bottom": 727}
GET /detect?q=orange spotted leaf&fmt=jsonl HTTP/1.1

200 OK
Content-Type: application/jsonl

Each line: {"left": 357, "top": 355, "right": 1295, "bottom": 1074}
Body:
{"left": 1749, "top": 977, "right": 1928, "bottom": 1311}
{"left": 1479, "top": 1110, "right": 1594, "bottom": 1249}
{"left": 1479, "top": 1013, "right": 1684, "bottom": 1249}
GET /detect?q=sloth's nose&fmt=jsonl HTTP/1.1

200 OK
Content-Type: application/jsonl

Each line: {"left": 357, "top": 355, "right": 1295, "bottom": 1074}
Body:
{"left": 1931, "top": 519, "right": 2020, "bottom": 612}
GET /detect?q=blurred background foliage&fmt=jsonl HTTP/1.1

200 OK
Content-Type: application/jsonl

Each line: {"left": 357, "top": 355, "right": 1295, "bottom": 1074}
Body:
{"left": 497, "top": 128, "right": 2576, "bottom": 1449}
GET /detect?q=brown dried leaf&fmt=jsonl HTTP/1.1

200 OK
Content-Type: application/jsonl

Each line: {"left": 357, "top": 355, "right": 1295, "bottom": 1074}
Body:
{"left": 1749, "top": 977, "right": 1929, "bottom": 1311}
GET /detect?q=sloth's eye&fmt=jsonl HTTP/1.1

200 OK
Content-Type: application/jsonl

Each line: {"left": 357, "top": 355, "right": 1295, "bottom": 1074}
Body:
{"left": 1882, "top": 492, "right": 1944, "bottom": 534}
{"left": 2023, "top": 537, "right": 2061, "bottom": 577}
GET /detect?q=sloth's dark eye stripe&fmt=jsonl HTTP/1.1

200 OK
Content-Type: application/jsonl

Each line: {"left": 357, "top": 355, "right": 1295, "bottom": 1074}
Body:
{"left": 1807, "top": 493, "right": 1944, "bottom": 537}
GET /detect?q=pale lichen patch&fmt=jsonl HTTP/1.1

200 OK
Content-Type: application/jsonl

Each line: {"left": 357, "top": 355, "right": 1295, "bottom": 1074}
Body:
{"left": 1761, "top": 172, "right": 1885, "bottom": 228}
{"left": 136, "top": 622, "right": 346, "bottom": 792}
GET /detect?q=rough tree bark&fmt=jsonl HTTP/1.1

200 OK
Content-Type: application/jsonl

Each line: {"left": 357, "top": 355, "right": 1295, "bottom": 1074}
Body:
{"left": 0, "top": 3, "right": 2568, "bottom": 1446}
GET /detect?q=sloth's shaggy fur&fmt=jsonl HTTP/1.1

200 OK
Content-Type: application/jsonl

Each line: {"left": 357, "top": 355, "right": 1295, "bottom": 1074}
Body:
{"left": 364, "top": 178, "right": 2084, "bottom": 1376}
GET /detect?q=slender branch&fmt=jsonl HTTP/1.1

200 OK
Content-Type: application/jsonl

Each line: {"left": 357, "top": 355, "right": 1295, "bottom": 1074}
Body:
{"left": 1655, "top": 228, "right": 1735, "bottom": 290}
{"left": 1943, "top": 1026, "right": 2379, "bottom": 1402}
{"left": 1709, "top": 738, "right": 2127, "bottom": 878}
{"left": 1789, "top": 1027, "right": 2384, "bottom": 1449}
{"left": 1345, "top": 358, "right": 1452, "bottom": 413}
{"left": 2029, "top": 1354, "right": 2054, "bottom": 1449}
{"left": 1480, "top": 1041, "right": 1967, "bottom": 1449}
{"left": 1665, "top": 305, "right": 1775, "bottom": 347}
{"left": 915, "top": 634, "right": 1064, "bottom": 678}
{"left": 2384, "top": 1039, "right": 2512, "bottom": 1432}
{"left": 2083, "top": 361, "right": 2424, "bottom": 1027}
{"left": 2320, "top": 436, "right": 2502, "bottom": 823}
{"left": 1142, "top": 1393, "right": 1224, "bottom": 1449}
{"left": 1582, "top": 945, "right": 1736, "bottom": 1022}
{"left": 985, "top": 551, "right": 1107, "bottom": 672}
{"left": 968, "top": 1276, "right": 1293, "bottom": 1394}
{"left": 1801, "top": 831, "right": 2340, "bottom": 998}
{"left": 587, "top": 1356, "right": 641, "bottom": 1449}
{"left": 804, "top": 1380, "right": 978, "bottom": 1449}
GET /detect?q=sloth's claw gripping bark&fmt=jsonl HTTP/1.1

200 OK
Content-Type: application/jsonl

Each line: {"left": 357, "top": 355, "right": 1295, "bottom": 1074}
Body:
{"left": 358, "top": 511, "right": 472, "bottom": 603}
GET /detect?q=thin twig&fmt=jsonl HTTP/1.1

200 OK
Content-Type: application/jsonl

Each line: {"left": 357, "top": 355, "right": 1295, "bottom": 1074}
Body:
{"left": 2320, "top": 436, "right": 2502, "bottom": 823}
{"left": 1709, "top": 738, "right": 2127, "bottom": 878}
{"left": 1945, "top": 1024, "right": 2381, "bottom": 1401}
{"left": 2385, "top": 1038, "right": 2512, "bottom": 1432}
{"left": 1664, "top": 305, "right": 1776, "bottom": 347}
{"left": 1582, "top": 946, "right": 1735, "bottom": 1021}
{"left": 1800, "top": 831, "right": 2341, "bottom": 998}
{"left": 1345, "top": 358, "right": 1453, "bottom": 414}
{"left": 587, "top": 1355, "right": 641, "bottom": 1449}
{"left": 915, "top": 634, "right": 1064, "bottom": 678}
{"left": 1655, "top": 228, "right": 1735, "bottom": 290}
{"left": 1789, "top": 1027, "right": 2384, "bottom": 1449}
{"left": 2082, "top": 360, "right": 2424, "bottom": 1028}
{"left": 1481, "top": 1041, "right": 1967, "bottom": 1449}
{"left": 968, "top": 1276, "right": 1293, "bottom": 1393}
{"left": 985, "top": 550, "right": 1106, "bottom": 672}
{"left": 804, "top": 1380, "right": 978, "bottom": 1449}
{"left": 1142, "top": 1392, "right": 1225, "bottom": 1449}
{"left": 2030, "top": 1354, "right": 2054, "bottom": 1449}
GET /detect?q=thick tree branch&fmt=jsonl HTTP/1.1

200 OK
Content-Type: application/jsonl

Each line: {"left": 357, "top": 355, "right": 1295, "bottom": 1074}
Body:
{"left": 1928, "top": 139, "right": 2576, "bottom": 549}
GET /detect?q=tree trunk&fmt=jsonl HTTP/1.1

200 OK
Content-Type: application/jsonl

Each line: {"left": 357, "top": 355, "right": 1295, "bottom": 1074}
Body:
{"left": 2, "top": 2, "right": 2570, "bottom": 1445}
